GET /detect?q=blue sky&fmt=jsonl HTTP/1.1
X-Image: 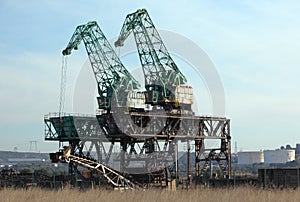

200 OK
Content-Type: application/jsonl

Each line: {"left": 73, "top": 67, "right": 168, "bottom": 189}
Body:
{"left": 0, "top": 0, "right": 300, "bottom": 152}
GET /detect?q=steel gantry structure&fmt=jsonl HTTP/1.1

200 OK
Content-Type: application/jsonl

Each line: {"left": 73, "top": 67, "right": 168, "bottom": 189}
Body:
{"left": 45, "top": 112, "right": 231, "bottom": 186}
{"left": 44, "top": 9, "right": 231, "bottom": 190}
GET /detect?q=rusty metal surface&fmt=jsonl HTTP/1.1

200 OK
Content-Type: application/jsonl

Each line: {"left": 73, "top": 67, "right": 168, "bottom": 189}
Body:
{"left": 45, "top": 111, "right": 231, "bottom": 186}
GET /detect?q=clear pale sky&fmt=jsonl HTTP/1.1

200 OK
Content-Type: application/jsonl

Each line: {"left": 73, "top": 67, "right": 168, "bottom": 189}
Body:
{"left": 0, "top": 0, "right": 299, "bottom": 152}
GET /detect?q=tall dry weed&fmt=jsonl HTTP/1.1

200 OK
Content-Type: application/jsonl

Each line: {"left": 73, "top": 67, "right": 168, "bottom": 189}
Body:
{"left": 0, "top": 187, "right": 299, "bottom": 202}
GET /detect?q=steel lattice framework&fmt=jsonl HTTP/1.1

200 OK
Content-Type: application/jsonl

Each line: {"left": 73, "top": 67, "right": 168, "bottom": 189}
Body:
{"left": 45, "top": 111, "right": 231, "bottom": 186}
{"left": 115, "top": 9, "right": 186, "bottom": 102}
{"left": 62, "top": 21, "right": 140, "bottom": 110}
{"left": 60, "top": 146, "right": 142, "bottom": 190}
{"left": 45, "top": 13, "right": 232, "bottom": 189}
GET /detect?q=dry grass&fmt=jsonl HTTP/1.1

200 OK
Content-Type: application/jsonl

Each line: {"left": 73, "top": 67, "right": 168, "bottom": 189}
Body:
{"left": 0, "top": 187, "right": 300, "bottom": 202}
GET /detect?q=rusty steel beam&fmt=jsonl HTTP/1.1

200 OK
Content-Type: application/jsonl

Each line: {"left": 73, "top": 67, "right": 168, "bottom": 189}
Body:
{"left": 45, "top": 111, "right": 231, "bottom": 185}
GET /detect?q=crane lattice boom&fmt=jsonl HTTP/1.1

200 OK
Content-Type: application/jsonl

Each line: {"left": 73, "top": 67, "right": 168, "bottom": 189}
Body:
{"left": 115, "top": 9, "right": 187, "bottom": 107}
{"left": 63, "top": 21, "right": 140, "bottom": 111}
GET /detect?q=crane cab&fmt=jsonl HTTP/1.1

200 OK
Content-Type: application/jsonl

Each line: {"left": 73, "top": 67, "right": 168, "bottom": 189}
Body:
{"left": 127, "top": 90, "right": 151, "bottom": 112}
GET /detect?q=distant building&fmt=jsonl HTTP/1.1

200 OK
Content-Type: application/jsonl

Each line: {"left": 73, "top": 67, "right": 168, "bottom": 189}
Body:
{"left": 237, "top": 151, "right": 264, "bottom": 165}
{"left": 296, "top": 144, "right": 300, "bottom": 156}
{"left": 264, "top": 150, "right": 295, "bottom": 164}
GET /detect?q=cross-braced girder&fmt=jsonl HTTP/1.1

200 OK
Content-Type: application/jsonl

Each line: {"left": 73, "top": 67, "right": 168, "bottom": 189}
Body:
{"left": 115, "top": 9, "right": 187, "bottom": 105}
{"left": 45, "top": 112, "right": 231, "bottom": 182}
{"left": 62, "top": 21, "right": 140, "bottom": 110}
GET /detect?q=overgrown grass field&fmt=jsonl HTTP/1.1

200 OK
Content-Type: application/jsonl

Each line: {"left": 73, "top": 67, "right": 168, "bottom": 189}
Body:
{"left": 0, "top": 187, "right": 299, "bottom": 202}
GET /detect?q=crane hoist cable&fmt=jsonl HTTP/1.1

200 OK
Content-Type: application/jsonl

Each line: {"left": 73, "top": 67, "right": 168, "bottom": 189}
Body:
{"left": 58, "top": 55, "right": 68, "bottom": 117}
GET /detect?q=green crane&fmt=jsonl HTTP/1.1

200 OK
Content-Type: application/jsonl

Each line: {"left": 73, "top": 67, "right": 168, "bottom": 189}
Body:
{"left": 62, "top": 21, "right": 140, "bottom": 112}
{"left": 115, "top": 9, "right": 187, "bottom": 109}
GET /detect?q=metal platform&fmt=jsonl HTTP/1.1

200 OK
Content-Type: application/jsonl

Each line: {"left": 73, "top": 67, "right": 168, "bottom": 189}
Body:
{"left": 44, "top": 111, "right": 231, "bottom": 184}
